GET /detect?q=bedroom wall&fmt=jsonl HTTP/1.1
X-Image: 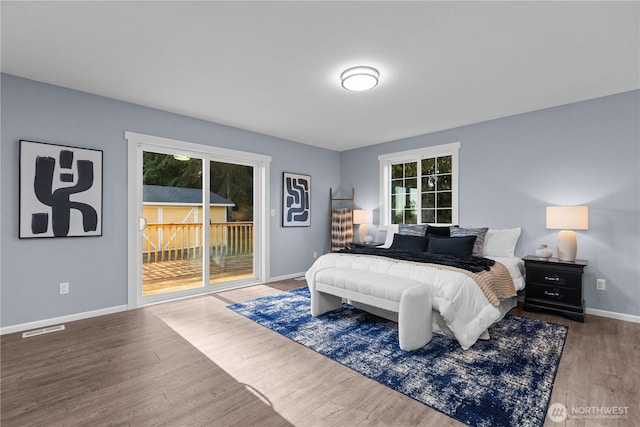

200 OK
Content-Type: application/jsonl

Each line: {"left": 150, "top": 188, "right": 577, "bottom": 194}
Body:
{"left": 0, "top": 74, "right": 340, "bottom": 329}
{"left": 3, "top": 73, "right": 638, "bottom": 329}
{"left": 340, "top": 90, "right": 640, "bottom": 318}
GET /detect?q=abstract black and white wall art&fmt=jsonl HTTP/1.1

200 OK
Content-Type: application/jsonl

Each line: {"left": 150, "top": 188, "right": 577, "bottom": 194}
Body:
{"left": 282, "top": 172, "right": 310, "bottom": 227}
{"left": 20, "top": 140, "right": 103, "bottom": 238}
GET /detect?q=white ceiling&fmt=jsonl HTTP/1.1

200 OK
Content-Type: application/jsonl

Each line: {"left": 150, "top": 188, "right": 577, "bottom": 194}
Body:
{"left": 2, "top": 1, "right": 638, "bottom": 152}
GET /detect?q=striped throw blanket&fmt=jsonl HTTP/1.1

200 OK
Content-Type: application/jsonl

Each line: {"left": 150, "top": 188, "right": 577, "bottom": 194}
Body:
{"left": 331, "top": 208, "right": 353, "bottom": 252}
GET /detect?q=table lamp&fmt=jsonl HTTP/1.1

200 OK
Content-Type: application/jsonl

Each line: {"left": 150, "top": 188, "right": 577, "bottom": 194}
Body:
{"left": 546, "top": 205, "right": 589, "bottom": 262}
{"left": 353, "top": 209, "right": 373, "bottom": 243}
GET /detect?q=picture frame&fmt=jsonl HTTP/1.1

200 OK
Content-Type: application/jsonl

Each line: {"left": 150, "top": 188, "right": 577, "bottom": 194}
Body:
{"left": 19, "top": 140, "right": 103, "bottom": 238}
{"left": 282, "top": 172, "right": 311, "bottom": 227}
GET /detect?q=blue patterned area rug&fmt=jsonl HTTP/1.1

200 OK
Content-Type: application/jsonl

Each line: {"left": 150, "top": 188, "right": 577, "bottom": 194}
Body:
{"left": 228, "top": 287, "right": 567, "bottom": 427}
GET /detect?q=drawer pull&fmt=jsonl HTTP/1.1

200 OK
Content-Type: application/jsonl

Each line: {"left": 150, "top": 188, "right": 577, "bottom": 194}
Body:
{"left": 544, "top": 276, "right": 560, "bottom": 282}
{"left": 544, "top": 291, "right": 560, "bottom": 297}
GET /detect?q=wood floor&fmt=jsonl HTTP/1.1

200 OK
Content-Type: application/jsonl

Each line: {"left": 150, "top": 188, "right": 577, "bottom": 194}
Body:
{"left": 2, "top": 279, "right": 638, "bottom": 426}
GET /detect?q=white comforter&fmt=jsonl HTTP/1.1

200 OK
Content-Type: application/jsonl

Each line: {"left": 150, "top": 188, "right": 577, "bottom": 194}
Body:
{"left": 305, "top": 252, "right": 524, "bottom": 349}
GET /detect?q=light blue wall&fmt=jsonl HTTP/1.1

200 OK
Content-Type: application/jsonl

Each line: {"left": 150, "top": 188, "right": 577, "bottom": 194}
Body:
{"left": 1, "top": 74, "right": 339, "bottom": 327}
{"left": 341, "top": 90, "right": 640, "bottom": 317}
{"left": 2, "top": 74, "right": 638, "bottom": 328}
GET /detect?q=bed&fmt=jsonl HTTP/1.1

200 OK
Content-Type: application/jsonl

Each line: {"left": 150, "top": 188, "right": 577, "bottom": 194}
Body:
{"left": 305, "top": 225, "right": 524, "bottom": 350}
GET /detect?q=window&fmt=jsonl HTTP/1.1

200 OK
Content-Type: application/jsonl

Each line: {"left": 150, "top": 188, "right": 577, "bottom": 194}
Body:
{"left": 379, "top": 142, "right": 459, "bottom": 226}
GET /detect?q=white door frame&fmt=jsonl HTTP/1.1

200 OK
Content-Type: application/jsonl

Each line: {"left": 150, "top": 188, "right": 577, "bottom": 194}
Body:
{"left": 125, "top": 131, "right": 271, "bottom": 309}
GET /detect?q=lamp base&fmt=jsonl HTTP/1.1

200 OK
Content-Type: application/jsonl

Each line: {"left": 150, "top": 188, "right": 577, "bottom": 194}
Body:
{"left": 358, "top": 224, "right": 370, "bottom": 243}
{"left": 556, "top": 230, "right": 577, "bottom": 262}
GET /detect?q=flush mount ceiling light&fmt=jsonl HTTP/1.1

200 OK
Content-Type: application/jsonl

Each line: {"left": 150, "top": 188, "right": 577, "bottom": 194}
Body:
{"left": 341, "top": 66, "right": 379, "bottom": 91}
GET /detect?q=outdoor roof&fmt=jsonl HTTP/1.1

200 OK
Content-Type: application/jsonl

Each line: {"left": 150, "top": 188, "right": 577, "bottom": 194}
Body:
{"left": 143, "top": 185, "right": 235, "bottom": 206}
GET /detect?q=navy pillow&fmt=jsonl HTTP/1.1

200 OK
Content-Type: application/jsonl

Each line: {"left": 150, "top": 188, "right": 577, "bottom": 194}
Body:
{"left": 426, "top": 225, "right": 454, "bottom": 237}
{"left": 426, "top": 235, "right": 476, "bottom": 257}
{"left": 389, "top": 233, "right": 428, "bottom": 252}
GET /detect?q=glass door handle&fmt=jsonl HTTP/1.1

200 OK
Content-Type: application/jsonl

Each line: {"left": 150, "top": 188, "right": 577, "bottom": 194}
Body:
{"left": 138, "top": 216, "right": 148, "bottom": 231}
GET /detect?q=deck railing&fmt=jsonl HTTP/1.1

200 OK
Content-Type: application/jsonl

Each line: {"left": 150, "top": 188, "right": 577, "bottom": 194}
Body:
{"left": 143, "top": 222, "right": 253, "bottom": 263}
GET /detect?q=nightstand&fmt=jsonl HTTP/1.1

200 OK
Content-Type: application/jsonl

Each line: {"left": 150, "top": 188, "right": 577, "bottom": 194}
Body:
{"left": 523, "top": 255, "right": 588, "bottom": 322}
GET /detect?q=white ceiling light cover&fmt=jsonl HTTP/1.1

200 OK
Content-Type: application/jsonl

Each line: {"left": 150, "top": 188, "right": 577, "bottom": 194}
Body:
{"left": 341, "top": 66, "right": 380, "bottom": 91}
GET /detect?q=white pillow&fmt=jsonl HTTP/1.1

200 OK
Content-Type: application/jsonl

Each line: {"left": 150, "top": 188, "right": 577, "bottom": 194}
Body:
{"left": 379, "top": 224, "right": 399, "bottom": 248}
{"left": 483, "top": 227, "right": 521, "bottom": 257}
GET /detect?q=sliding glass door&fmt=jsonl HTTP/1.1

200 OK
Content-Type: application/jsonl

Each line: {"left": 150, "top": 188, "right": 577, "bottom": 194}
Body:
{"left": 208, "top": 161, "right": 254, "bottom": 284}
{"left": 141, "top": 151, "right": 205, "bottom": 296}
{"left": 126, "top": 132, "right": 270, "bottom": 308}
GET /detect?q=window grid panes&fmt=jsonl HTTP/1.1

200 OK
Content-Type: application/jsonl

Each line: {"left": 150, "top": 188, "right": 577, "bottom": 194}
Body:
{"left": 390, "top": 154, "right": 453, "bottom": 225}
{"left": 391, "top": 162, "right": 419, "bottom": 224}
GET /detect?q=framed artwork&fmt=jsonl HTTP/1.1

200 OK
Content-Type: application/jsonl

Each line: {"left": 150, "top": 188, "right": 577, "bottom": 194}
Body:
{"left": 19, "top": 140, "right": 103, "bottom": 238}
{"left": 282, "top": 172, "right": 310, "bottom": 227}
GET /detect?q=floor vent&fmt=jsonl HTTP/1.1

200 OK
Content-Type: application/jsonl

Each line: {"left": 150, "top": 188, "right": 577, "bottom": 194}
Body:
{"left": 22, "top": 324, "right": 66, "bottom": 338}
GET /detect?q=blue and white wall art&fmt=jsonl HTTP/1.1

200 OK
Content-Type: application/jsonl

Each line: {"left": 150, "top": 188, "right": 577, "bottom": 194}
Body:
{"left": 282, "top": 172, "right": 311, "bottom": 227}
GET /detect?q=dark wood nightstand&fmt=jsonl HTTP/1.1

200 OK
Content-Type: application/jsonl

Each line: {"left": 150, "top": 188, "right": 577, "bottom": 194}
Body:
{"left": 523, "top": 255, "right": 588, "bottom": 322}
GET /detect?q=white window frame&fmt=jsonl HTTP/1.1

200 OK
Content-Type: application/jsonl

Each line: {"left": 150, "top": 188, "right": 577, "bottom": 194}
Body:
{"left": 125, "top": 131, "right": 271, "bottom": 308}
{"left": 378, "top": 142, "right": 460, "bottom": 229}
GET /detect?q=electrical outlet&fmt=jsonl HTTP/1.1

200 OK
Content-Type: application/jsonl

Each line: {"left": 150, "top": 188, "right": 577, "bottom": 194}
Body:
{"left": 59, "top": 282, "right": 70, "bottom": 295}
{"left": 313, "top": 251, "right": 318, "bottom": 259}
{"left": 596, "top": 279, "right": 606, "bottom": 291}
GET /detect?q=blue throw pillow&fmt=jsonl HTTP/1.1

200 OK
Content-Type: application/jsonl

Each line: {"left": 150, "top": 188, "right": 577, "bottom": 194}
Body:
{"left": 426, "top": 235, "right": 476, "bottom": 257}
{"left": 389, "top": 233, "right": 428, "bottom": 252}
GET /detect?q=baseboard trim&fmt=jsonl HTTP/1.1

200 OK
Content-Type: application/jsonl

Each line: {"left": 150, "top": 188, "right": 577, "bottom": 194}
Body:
{"left": 586, "top": 307, "right": 640, "bottom": 323}
{"left": 267, "top": 272, "right": 306, "bottom": 283}
{"left": 4, "top": 284, "right": 633, "bottom": 335}
{"left": 0, "top": 274, "right": 306, "bottom": 334}
{"left": 0, "top": 305, "right": 129, "bottom": 335}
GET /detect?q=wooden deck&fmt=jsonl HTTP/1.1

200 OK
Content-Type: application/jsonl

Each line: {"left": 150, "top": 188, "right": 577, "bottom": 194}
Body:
{"left": 142, "top": 254, "right": 253, "bottom": 295}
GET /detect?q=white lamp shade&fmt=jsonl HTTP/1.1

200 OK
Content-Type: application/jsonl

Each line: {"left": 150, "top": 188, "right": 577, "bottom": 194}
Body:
{"left": 353, "top": 209, "right": 373, "bottom": 225}
{"left": 546, "top": 206, "right": 589, "bottom": 230}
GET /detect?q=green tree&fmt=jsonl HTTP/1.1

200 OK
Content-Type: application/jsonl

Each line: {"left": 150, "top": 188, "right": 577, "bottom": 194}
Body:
{"left": 210, "top": 161, "right": 253, "bottom": 221}
{"left": 143, "top": 152, "right": 202, "bottom": 188}
{"left": 143, "top": 152, "right": 254, "bottom": 221}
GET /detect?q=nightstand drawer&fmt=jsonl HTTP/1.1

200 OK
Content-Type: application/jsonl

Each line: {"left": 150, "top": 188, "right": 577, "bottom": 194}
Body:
{"left": 526, "top": 268, "right": 578, "bottom": 289}
{"left": 522, "top": 256, "right": 587, "bottom": 322}
{"left": 526, "top": 282, "right": 578, "bottom": 304}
